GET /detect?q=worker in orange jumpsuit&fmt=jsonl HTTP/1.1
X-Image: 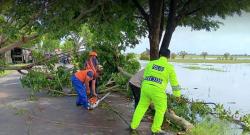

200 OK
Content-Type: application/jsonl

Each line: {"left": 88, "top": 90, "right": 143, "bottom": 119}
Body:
{"left": 71, "top": 69, "right": 95, "bottom": 110}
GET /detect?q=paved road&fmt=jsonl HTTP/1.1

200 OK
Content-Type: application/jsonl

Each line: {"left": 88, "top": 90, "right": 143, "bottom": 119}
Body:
{"left": 0, "top": 72, "right": 130, "bottom": 135}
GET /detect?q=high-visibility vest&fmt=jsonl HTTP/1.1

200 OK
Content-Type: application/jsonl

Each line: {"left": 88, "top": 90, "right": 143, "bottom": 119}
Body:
{"left": 75, "top": 69, "right": 93, "bottom": 82}
{"left": 142, "top": 56, "right": 181, "bottom": 97}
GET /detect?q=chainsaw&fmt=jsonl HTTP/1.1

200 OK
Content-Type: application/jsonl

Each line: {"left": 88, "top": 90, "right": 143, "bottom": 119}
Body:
{"left": 89, "top": 92, "right": 111, "bottom": 109}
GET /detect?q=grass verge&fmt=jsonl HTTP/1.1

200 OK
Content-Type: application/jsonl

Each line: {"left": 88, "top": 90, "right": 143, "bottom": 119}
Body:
{"left": 183, "top": 66, "right": 225, "bottom": 72}
{"left": 170, "top": 59, "right": 250, "bottom": 63}
{"left": 186, "top": 117, "right": 233, "bottom": 135}
{"left": 0, "top": 70, "right": 13, "bottom": 77}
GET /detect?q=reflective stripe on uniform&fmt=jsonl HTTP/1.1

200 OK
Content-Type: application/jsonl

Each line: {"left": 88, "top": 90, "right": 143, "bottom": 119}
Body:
{"left": 144, "top": 76, "right": 163, "bottom": 84}
{"left": 152, "top": 64, "right": 165, "bottom": 71}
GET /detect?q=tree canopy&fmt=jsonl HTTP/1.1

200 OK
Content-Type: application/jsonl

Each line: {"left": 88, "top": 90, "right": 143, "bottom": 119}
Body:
{"left": 1, "top": 0, "right": 250, "bottom": 60}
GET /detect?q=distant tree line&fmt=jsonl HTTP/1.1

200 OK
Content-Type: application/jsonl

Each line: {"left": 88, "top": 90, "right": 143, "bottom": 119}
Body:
{"left": 139, "top": 50, "right": 247, "bottom": 60}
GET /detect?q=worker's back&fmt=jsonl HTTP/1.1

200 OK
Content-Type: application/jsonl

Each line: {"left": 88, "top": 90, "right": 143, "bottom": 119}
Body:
{"left": 142, "top": 56, "right": 176, "bottom": 91}
{"left": 75, "top": 69, "right": 93, "bottom": 82}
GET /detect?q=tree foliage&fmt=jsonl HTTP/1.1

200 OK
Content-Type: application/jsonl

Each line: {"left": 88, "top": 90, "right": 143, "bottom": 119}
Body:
{"left": 171, "top": 52, "right": 177, "bottom": 59}
{"left": 201, "top": 52, "right": 208, "bottom": 59}
{"left": 129, "top": 0, "right": 250, "bottom": 59}
{"left": 224, "top": 52, "right": 230, "bottom": 60}
{"left": 140, "top": 51, "right": 150, "bottom": 60}
{"left": 1, "top": 0, "right": 250, "bottom": 60}
{"left": 179, "top": 51, "right": 188, "bottom": 59}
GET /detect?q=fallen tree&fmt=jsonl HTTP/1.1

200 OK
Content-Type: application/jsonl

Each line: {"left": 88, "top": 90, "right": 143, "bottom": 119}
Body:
{"left": 0, "top": 34, "right": 39, "bottom": 54}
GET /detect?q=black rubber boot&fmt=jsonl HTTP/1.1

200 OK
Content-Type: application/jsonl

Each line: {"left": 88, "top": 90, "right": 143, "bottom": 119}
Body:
{"left": 127, "top": 127, "right": 139, "bottom": 135}
{"left": 152, "top": 130, "right": 167, "bottom": 135}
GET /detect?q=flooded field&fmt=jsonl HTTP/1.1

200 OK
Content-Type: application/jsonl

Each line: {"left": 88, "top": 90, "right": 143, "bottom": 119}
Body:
{"left": 140, "top": 60, "right": 250, "bottom": 114}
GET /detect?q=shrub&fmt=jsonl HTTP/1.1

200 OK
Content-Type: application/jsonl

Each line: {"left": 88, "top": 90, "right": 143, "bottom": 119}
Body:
{"left": 140, "top": 52, "right": 150, "bottom": 60}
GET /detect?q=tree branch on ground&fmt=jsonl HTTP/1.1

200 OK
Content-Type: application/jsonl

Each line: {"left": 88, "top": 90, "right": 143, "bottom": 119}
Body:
{"left": 166, "top": 110, "right": 194, "bottom": 131}
{"left": 17, "top": 70, "right": 28, "bottom": 75}
{"left": 0, "top": 50, "right": 73, "bottom": 71}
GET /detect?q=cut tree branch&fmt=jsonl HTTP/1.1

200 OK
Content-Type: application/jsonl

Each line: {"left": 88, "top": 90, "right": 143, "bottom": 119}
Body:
{"left": 17, "top": 70, "right": 28, "bottom": 75}
{"left": 0, "top": 50, "right": 73, "bottom": 71}
{"left": 0, "top": 66, "right": 31, "bottom": 70}
{"left": 0, "top": 34, "right": 38, "bottom": 54}
{"left": 166, "top": 110, "right": 194, "bottom": 131}
{"left": 118, "top": 67, "right": 132, "bottom": 78}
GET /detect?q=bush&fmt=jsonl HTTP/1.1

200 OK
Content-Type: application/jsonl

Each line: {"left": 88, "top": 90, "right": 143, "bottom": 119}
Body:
{"left": 171, "top": 53, "right": 177, "bottom": 59}
{"left": 140, "top": 52, "right": 150, "bottom": 60}
{"left": 20, "top": 66, "right": 72, "bottom": 96}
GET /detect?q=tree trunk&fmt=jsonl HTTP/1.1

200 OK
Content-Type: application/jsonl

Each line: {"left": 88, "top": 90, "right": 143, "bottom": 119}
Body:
{"left": 160, "top": 0, "right": 177, "bottom": 52}
{"left": 148, "top": 0, "right": 163, "bottom": 60}
{"left": 159, "top": 0, "right": 165, "bottom": 42}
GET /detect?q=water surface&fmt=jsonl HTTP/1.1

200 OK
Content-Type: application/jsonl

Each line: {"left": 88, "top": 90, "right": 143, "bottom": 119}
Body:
{"left": 140, "top": 60, "right": 250, "bottom": 114}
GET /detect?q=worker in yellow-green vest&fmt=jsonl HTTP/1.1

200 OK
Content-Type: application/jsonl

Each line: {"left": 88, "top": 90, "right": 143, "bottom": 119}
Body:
{"left": 130, "top": 48, "right": 181, "bottom": 135}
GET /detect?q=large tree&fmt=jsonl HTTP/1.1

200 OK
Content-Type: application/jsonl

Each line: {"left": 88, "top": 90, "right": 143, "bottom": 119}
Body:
{"left": 131, "top": 0, "right": 250, "bottom": 60}
{"left": 1, "top": 0, "right": 250, "bottom": 61}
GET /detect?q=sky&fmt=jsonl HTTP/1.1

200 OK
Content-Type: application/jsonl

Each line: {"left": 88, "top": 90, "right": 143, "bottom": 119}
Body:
{"left": 126, "top": 13, "right": 250, "bottom": 55}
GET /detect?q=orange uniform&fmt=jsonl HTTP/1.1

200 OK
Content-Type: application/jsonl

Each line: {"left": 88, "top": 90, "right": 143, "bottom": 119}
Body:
{"left": 71, "top": 69, "right": 94, "bottom": 109}
{"left": 75, "top": 69, "right": 93, "bottom": 82}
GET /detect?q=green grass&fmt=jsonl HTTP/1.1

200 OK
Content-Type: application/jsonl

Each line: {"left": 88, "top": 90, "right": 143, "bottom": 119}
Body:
{"left": 0, "top": 70, "right": 13, "bottom": 77}
{"left": 186, "top": 117, "right": 234, "bottom": 135}
{"left": 183, "top": 66, "right": 225, "bottom": 72}
{"left": 169, "top": 59, "right": 250, "bottom": 64}
{"left": 8, "top": 63, "right": 29, "bottom": 67}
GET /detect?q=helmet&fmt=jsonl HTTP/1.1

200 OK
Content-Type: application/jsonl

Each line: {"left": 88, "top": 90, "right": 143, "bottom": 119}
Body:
{"left": 89, "top": 51, "right": 97, "bottom": 57}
